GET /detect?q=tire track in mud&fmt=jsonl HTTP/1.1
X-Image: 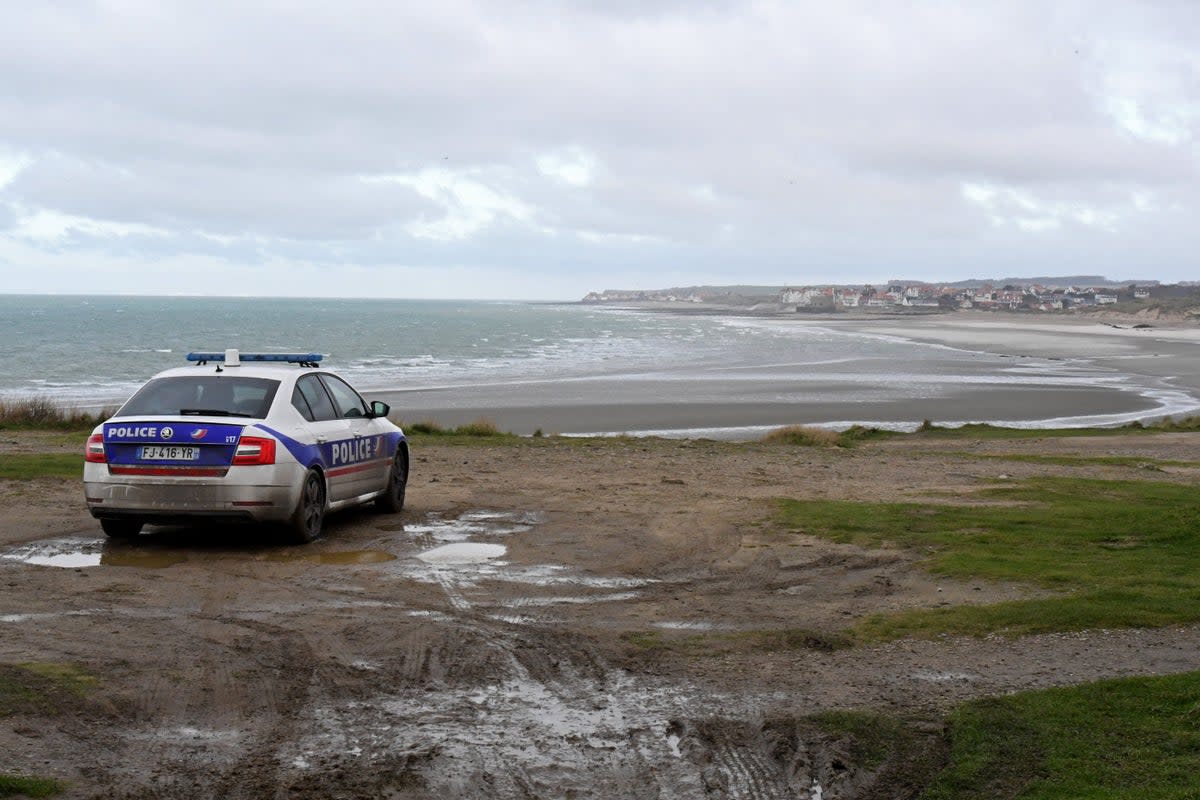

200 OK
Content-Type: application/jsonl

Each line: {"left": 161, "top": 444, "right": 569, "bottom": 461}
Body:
{"left": 376, "top": 510, "right": 788, "bottom": 797}
{"left": 714, "top": 741, "right": 795, "bottom": 800}
{"left": 428, "top": 565, "right": 473, "bottom": 611}
{"left": 27, "top": 509, "right": 931, "bottom": 798}
{"left": 74, "top": 549, "right": 426, "bottom": 798}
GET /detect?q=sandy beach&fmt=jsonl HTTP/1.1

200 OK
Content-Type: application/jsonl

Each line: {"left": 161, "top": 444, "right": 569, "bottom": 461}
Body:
{"left": 374, "top": 312, "right": 1200, "bottom": 437}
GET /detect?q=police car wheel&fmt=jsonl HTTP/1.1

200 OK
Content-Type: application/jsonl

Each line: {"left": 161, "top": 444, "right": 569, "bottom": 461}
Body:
{"left": 288, "top": 469, "right": 326, "bottom": 543}
{"left": 375, "top": 450, "right": 408, "bottom": 513}
{"left": 100, "top": 518, "right": 143, "bottom": 538}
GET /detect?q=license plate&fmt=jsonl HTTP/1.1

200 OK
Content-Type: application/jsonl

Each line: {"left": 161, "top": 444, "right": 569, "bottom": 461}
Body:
{"left": 139, "top": 446, "right": 200, "bottom": 461}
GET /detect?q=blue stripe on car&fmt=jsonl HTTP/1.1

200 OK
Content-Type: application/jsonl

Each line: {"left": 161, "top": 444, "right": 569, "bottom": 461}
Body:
{"left": 252, "top": 425, "right": 406, "bottom": 470}
{"left": 253, "top": 424, "right": 324, "bottom": 468}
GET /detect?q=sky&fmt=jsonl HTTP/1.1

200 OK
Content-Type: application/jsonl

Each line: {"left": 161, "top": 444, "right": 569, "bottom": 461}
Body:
{"left": 0, "top": 0, "right": 1197, "bottom": 300}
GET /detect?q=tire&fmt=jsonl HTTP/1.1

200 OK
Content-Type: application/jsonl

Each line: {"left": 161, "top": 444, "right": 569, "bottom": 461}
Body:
{"left": 288, "top": 469, "right": 326, "bottom": 543}
{"left": 100, "top": 518, "right": 143, "bottom": 538}
{"left": 375, "top": 449, "right": 408, "bottom": 513}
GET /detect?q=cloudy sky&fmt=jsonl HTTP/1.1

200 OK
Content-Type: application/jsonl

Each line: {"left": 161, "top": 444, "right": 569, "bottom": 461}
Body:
{"left": 1, "top": 1, "right": 1197, "bottom": 299}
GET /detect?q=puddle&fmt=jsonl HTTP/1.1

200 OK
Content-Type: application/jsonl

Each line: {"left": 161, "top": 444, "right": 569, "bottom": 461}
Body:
{"left": 1, "top": 609, "right": 99, "bottom": 623}
{"left": 489, "top": 613, "right": 546, "bottom": 625}
{"left": 400, "top": 510, "right": 540, "bottom": 543}
{"left": 0, "top": 538, "right": 104, "bottom": 568}
{"left": 416, "top": 543, "right": 507, "bottom": 564}
{"left": 126, "top": 726, "right": 243, "bottom": 746}
{"left": 0, "top": 537, "right": 395, "bottom": 570}
{"left": 392, "top": 511, "right": 661, "bottom": 617}
{"left": 490, "top": 564, "right": 655, "bottom": 589}
{"left": 273, "top": 550, "right": 397, "bottom": 566}
{"left": 406, "top": 610, "right": 456, "bottom": 621}
{"left": 910, "top": 670, "right": 979, "bottom": 683}
{"left": 653, "top": 621, "right": 721, "bottom": 631}
{"left": 666, "top": 731, "right": 683, "bottom": 759}
{"left": 282, "top": 676, "right": 799, "bottom": 796}
{"left": 501, "top": 591, "right": 642, "bottom": 607}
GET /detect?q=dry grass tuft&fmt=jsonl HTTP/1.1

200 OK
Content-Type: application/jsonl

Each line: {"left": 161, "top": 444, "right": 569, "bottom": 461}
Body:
{"left": 0, "top": 396, "right": 112, "bottom": 431}
{"left": 395, "top": 416, "right": 508, "bottom": 437}
{"left": 453, "top": 418, "right": 501, "bottom": 437}
{"left": 762, "top": 425, "right": 844, "bottom": 447}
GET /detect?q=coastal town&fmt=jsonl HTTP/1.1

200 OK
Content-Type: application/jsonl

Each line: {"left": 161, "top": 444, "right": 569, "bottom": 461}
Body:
{"left": 583, "top": 278, "right": 1200, "bottom": 316}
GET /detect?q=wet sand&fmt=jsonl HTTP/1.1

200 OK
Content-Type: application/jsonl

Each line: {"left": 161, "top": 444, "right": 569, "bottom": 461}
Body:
{"left": 373, "top": 313, "right": 1200, "bottom": 437}
{"left": 827, "top": 314, "right": 1200, "bottom": 390}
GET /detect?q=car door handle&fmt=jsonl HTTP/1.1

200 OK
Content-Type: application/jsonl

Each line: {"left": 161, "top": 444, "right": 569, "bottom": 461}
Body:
{"left": 316, "top": 435, "right": 327, "bottom": 443}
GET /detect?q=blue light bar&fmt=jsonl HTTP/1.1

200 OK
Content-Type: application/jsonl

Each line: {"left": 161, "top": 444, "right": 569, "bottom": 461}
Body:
{"left": 186, "top": 352, "right": 323, "bottom": 364}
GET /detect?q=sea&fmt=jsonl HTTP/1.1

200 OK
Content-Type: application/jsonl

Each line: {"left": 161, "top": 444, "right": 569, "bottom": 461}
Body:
{"left": 1, "top": 294, "right": 1197, "bottom": 436}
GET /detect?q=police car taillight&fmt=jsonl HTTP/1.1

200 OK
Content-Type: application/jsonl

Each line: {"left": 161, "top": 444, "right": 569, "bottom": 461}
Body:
{"left": 232, "top": 436, "right": 276, "bottom": 466}
{"left": 85, "top": 434, "right": 106, "bottom": 463}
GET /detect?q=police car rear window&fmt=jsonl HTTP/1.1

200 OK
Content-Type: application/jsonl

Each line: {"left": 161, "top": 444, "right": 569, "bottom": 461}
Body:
{"left": 115, "top": 377, "right": 281, "bottom": 419}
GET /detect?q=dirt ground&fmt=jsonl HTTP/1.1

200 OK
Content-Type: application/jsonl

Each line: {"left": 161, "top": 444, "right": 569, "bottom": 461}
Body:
{"left": 3, "top": 431, "right": 1200, "bottom": 798}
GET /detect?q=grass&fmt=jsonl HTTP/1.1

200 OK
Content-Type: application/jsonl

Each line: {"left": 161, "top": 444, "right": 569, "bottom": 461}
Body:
{"left": 0, "top": 396, "right": 111, "bottom": 432}
{"left": 17, "top": 662, "right": 98, "bottom": 694}
{"left": 811, "top": 710, "right": 915, "bottom": 769}
{"left": 939, "top": 452, "right": 1200, "bottom": 470}
{"left": 762, "top": 424, "right": 897, "bottom": 447}
{"left": 762, "top": 417, "right": 1200, "bottom": 448}
{"left": 620, "top": 627, "right": 852, "bottom": 656}
{"left": 777, "top": 477, "right": 1200, "bottom": 640}
{"left": 734, "top": 628, "right": 853, "bottom": 652}
{"left": 0, "top": 773, "right": 64, "bottom": 798}
{"left": 802, "top": 671, "right": 1200, "bottom": 798}
{"left": 0, "top": 454, "right": 85, "bottom": 480}
{"left": 921, "top": 670, "right": 1200, "bottom": 799}
{"left": 910, "top": 416, "right": 1200, "bottom": 441}
{"left": 0, "top": 663, "right": 87, "bottom": 798}
{"left": 763, "top": 425, "right": 843, "bottom": 447}
{"left": 0, "top": 662, "right": 96, "bottom": 717}
{"left": 393, "top": 416, "right": 519, "bottom": 440}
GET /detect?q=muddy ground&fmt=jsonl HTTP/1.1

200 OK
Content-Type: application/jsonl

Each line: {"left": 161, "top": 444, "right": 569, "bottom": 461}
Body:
{"left": 3, "top": 432, "right": 1200, "bottom": 798}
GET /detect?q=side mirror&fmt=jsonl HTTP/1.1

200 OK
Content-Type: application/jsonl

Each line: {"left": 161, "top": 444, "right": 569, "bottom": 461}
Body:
{"left": 370, "top": 400, "right": 391, "bottom": 418}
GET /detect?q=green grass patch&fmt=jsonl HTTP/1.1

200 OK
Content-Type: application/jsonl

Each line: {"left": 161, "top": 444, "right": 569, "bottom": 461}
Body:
{"left": 734, "top": 628, "right": 853, "bottom": 652}
{"left": 777, "top": 478, "right": 1200, "bottom": 639}
{"left": 839, "top": 423, "right": 900, "bottom": 444}
{"left": 621, "top": 627, "right": 851, "bottom": 657}
{"left": 936, "top": 452, "right": 1200, "bottom": 470}
{"left": 0, "top": 773, "right": 65, "bottom": 798}
{"left": 18, "top": 662, "right": 98, "bottom": 694}
{"left": 923, "top": 670, "right": 1200, "bottom": 799}
{"left": 0, "top": 454, "right": 84, "bottom": 480}
{"left": 804, "top": 709, "right": 949, "bottom": 792}
{"left": 910, "top": 417, "right": 1200, "bottom": 441}
{"left": 764, "top": 417, "right": 1200, "bottom": 448}
{"left": 811, "top": 710, "right": 919, "bottom": 769}
{"left": 0, "top": 662, "right": 96, "bottom": 717}
{"left": 621, "top": 630, "right": 669, "bottom": 651}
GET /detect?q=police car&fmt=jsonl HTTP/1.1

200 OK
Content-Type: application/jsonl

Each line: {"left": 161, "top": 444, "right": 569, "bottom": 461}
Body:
{"left": 83, "top": 350, "right": 408, "bottom": 542}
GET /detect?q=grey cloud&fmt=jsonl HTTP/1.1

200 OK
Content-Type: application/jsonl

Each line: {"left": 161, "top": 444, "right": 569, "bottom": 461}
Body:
{"left": 7, "top": 152, "right": 435, "bottom": 240}
{"left": 0, "top": 0, "right": 1197, "bottom": 294}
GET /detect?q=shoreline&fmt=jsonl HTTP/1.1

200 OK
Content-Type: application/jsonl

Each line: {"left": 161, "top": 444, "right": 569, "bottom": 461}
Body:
{"left": 17, "top": 307, "right": 1200, "bottom": 440}
{"left": 371, "top": 313, "right": 1200, "bottom": 439}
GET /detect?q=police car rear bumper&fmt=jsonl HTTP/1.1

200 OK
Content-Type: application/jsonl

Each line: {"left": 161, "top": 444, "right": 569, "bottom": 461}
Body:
{"left": 84, "top": 480, "right": 299, "bottom": 523}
